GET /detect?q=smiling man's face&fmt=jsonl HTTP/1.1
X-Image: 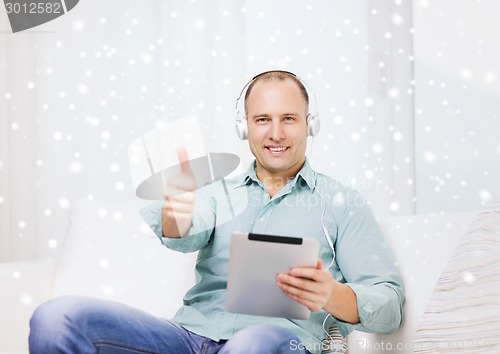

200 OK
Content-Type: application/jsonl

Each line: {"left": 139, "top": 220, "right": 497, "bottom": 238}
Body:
{"left": 245, "top": 78, "right": 309, "bottom": 182}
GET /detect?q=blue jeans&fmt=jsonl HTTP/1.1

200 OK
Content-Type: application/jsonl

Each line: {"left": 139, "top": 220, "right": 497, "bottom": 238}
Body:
{"left": 29, "top": 295, "right": 310, "bottom": 354}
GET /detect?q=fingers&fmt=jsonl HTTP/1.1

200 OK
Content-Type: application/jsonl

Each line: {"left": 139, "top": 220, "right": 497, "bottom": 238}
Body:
{"left": 166, "top": 178, "right": 196, "bottom": 195}
{"left": 276, "top": 262, "right": 334, "bottom": 312}
{"left": 289, "top": 265, "right": 323, "bottom": 281}
{"left": 163, "top": 207, "right": 193, "bottom": 222}
{"left": 164, "top": 192, "right": 195, "bottom": 212}
{"left": 162, "top": 191, "right": 195, "bottom": 237}
{"left": 277, "top": 275, "right": 324, "bottom": 312}
{"left": 277, "top": 272, "right": 323, "bottom": 296}
{"left": 167, "top": 191, "right": 195, "bottom": 204}
{"left": 282, "top": 291, "right": 321, "bottom": 313}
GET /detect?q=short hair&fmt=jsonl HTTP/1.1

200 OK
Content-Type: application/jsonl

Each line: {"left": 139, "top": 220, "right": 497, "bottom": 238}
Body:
{"left": 244, "top": 71, "right": 309, "bottom": 115}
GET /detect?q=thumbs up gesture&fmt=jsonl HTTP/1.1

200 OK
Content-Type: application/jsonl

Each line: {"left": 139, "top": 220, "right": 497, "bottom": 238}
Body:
{"left": 161, "top": 147, "right": 196, "bottom": 238}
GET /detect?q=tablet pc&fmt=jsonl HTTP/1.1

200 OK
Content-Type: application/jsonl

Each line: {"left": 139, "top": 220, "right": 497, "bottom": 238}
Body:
{"left": 226, "top": 231, "right": 319, "bottom": 320}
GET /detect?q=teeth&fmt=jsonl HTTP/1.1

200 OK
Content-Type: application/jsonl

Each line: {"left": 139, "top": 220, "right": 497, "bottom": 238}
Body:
{"left": 269, "top": 147, "right": 287, "bottom": 152}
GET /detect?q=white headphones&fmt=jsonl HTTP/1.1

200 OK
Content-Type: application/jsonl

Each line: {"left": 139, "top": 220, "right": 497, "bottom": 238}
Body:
{"left": 235, "top": 70, "right": 320, "bottom": 140}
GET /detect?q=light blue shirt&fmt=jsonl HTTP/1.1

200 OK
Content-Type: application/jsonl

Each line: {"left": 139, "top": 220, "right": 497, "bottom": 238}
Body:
{"left": 141, "top": 159, "right": 404, "bottom": 354}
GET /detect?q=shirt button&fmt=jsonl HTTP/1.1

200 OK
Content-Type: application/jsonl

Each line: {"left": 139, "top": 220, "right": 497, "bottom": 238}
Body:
{"left": 259, "top": 217, "right": 265, "bottom": 222}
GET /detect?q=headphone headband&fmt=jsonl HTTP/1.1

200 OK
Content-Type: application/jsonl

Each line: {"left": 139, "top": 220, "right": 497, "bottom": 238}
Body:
{"left": 235, "top": 70, "right": 320, "bottom": 140}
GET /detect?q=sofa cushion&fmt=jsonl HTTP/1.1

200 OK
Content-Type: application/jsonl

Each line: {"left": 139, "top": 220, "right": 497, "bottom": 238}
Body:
{"left": 0, "top": 259, "right": 56, "bottom": 352}
{"left": 51, "top": 199, "right": 197, "bottom": 318}
{"left": 413, "top": 200, "right": 500, "bottom": 353}
{"left": 347, "top": 211, "right": 478, "bottom": 354}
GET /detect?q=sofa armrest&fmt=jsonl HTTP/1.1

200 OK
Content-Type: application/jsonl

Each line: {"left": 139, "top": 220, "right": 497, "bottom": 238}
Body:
{"left": 51, "top": 199, "right": 197, "bottom": 318}
{"left": 0, "top": 259, "right": 56, "bottom": 353}
{"left": 347, "top": 211, "right": 479, "bottom": 353}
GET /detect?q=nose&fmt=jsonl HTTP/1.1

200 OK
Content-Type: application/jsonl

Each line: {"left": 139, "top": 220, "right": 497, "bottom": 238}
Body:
{"left": 268, "top": 120, "right": 285, "bottom": 141}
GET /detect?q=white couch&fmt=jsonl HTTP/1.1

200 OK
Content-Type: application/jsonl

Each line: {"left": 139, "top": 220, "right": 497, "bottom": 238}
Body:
{"left": 0, "top": 199, "right": 479, "bottom": 354}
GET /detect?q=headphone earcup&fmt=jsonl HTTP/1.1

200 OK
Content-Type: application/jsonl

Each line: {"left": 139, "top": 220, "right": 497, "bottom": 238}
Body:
{"left": 307, "top": 114, "right": 320, "bottom": 137}
{"left": 235, "top": 118, "right": 248, "bottom": 140}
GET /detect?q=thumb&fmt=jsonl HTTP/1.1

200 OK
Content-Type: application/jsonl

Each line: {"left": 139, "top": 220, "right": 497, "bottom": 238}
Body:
{"left": 316, "top": 258, "right": 323, "bottom": 270}
{"left": 177, "top": 146, "right": 193, "bottom": 176}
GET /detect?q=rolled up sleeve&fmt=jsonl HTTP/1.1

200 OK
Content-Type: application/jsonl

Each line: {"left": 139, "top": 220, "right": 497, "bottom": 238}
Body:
{"left": 332, "top": 189, "right": 404, "bottom": 337}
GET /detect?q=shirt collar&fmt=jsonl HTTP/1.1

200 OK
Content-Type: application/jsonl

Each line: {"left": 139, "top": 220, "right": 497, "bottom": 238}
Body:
{"left": 236, "top": 158, "right": 316, "bottom": 191}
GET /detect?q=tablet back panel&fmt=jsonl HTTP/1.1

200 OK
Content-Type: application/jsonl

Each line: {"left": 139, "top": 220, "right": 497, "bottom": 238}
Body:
{"left": 226, "top": 232, "right": 319, "bottom": 320}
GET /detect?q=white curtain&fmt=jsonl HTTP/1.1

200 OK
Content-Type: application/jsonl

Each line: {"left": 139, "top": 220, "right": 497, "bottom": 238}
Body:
{"left": 0, "top": 33, "right": 9, "bottom": 261}
{"left": 413, "top": 0, "right": 500, "bottom": 213}
{"left": 0, "top": 32, "right": 39, "bottom": 261}
{"left": 1, "top": 0, "right": 416, "bottom": 262}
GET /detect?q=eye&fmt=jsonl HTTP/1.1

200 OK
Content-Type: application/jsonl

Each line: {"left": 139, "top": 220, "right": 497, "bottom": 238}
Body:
{"left": 255, "top": 117, "right": 269, "bottom": 123}
{"left": 284, "top": 116, "right": 296, "bottom": 122}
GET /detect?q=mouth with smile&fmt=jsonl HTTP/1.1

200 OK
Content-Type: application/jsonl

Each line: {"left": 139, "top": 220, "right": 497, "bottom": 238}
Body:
{"left": 265, "top": 146, "right": 289, "bottom": 154}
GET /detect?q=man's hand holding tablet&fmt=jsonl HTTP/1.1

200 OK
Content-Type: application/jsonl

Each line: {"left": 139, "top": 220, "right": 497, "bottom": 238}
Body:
{"left": 276, "top": 259, "right": 335, "bottom": 313}
{"left": 226, "top": 232, "right": 320, "bottom": 320}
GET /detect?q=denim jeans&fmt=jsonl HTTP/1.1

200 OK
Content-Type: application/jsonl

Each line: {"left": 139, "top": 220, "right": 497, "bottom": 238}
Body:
{"left": 29, "top": 295, "right": 310, "bottom": 354}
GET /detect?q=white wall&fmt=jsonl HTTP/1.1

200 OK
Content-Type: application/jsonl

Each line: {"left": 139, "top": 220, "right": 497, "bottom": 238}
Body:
{"left": 413, "top": 0, "right": 500, "bottom": 213}
{"left": 9, "top": 0, "right": 491, "bottom": 262}
{"left": 0, "top": 15, "right": 9, "bottom": 261}
{"left": 1, "top": 10, "right": 40, "bottom": 261}
{"left": 243, "top": 1, "right": 416, "bottom": 216}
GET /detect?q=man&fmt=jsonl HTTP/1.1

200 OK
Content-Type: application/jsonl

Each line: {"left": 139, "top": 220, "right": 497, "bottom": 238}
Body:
{"left": 29, "top": 71, "right": 403, "bottom": 354}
